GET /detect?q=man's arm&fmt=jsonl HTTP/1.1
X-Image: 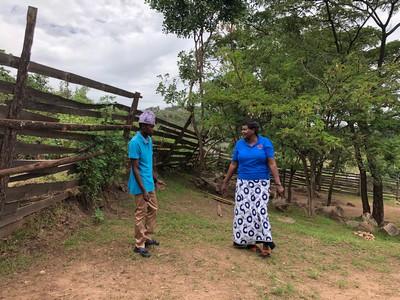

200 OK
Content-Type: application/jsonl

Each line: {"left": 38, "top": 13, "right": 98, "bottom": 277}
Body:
{"left": 152, "top": 156, "right": 165, "bottom": 190}
{"left": 131, "top": 158, "right": 150, "bottom": 201}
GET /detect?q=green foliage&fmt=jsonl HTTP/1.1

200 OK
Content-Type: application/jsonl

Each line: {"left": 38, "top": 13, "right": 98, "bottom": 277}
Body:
{"left": 0, "top": 49, "right": 16, "bottom": 105}
{"left": 146, "top": 0, "right": 247, "bottom": 38}
{"left": 26, "top": 74, "right": 52, "bottom": 92}
{"left": 154, "top": 106, "right": 192, "bottom": 127}
{"left": 77, "top": 133, "right": 127, "bottom": 208}
{"left": 156, "top": 73, "right": 188, "bottom": 107}
{"left": 148, "top": 0, "right": 249, "bottom": 174}
{"left": 92, "top": 208, "right": 105, "bottom": 224}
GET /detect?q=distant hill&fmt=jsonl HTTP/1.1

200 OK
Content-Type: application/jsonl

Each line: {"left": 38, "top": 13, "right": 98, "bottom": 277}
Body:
{"left": 145, "top": 106, "right": 192, "bottom": 128}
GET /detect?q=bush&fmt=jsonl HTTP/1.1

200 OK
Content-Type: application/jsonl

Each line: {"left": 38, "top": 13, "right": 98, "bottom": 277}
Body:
{"left": 77, "top": 133, "right": 127, "bottom": 209}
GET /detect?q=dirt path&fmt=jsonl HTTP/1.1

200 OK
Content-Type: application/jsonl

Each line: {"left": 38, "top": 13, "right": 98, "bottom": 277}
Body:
{"left": 1, "top": 184, "right": 399, "bottom": 300}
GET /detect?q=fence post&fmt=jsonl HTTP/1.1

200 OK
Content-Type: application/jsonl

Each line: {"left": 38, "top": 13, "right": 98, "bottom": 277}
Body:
{"left": 160, "top": 114, "right": 192, "bottom": 165}
{"left": 0, "top": 6, "right": 37, "bottom": 216}
{"left": 123, "top": 92, "right": 141, "bottom": 141}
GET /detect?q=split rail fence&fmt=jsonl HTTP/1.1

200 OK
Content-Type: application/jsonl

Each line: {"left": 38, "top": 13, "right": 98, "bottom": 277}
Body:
{"left": 283, "top": 170, "right": 399, "bottom": 201}
{"left": 0, "top": 6, "right": 199, "bottom": 238}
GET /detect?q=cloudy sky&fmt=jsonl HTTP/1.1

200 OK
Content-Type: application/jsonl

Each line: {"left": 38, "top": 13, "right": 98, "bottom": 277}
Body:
{"left": 0, "top": 0, "right": 192, "bottom": 109}
{"left": 1, "top": 2, "right": 399, "bottom": 110}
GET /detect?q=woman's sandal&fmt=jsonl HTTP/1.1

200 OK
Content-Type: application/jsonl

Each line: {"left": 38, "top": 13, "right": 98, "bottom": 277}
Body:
{"left": 260, "top": 249, "right": 271, "bottom": 257}
{"left": 246, "top": 245, "right": 260, "bottom": 252}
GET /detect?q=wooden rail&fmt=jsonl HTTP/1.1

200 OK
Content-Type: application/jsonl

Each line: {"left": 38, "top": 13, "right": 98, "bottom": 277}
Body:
{"left": 0, "top": 6, "right": 200, "bottom": 238}
{"left": 283, "top": 170, "right": 399, "bottom": 201}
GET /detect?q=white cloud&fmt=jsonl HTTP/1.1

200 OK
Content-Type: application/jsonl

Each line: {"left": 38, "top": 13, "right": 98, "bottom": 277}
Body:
{"left": 0, "top": 0, "right": 192, "bottom": 109}
{"left": 2, "top": 2, "right": 398, "bottom": 109}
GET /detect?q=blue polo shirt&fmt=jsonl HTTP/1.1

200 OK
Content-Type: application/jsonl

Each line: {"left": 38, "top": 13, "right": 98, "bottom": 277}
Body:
{"left": 127, "top": 131, "right": 155, "bottom": 195}
{"left": 232, "top": 135, "right": 275, "bottom": 180}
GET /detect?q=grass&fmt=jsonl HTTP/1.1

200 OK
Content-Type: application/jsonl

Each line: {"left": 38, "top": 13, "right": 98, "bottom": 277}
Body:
{"left": 1, "top": 172, "right": 400, "bottom": 299}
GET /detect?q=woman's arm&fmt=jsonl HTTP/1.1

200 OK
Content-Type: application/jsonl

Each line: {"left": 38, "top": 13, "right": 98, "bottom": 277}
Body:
{"left": 221, "top": 161, "right": 238, "bottom": 196}
{"left": 267, "top": 157, "right": 284, "bottom": 197}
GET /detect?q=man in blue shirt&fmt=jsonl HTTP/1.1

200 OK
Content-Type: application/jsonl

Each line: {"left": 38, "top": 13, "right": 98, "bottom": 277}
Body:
{"left": 128, "top": 110, "right": 164, "bottom": 258}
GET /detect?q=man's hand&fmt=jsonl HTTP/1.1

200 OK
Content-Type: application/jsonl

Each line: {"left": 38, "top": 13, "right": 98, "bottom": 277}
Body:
{"left": 143, "top": 191, "right": 150, "bottom": 202}
{"left": 155, "top": 180, "right": 166, "bottom": 191}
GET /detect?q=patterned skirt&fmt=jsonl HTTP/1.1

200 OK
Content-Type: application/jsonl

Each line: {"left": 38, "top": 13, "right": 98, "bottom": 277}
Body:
{"left": 233, "top": 178, "right": 272, "bottom": 245}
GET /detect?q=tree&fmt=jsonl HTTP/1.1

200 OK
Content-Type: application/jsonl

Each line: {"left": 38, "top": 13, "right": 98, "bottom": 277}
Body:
{"left": 146, "top": 0, "right": 247, "bottom": 174}
{"left": 202, "top": 0, "right": 399, "bottom": 219}
{"left": 320, "top": 0, "right": 400, "bottom": 225}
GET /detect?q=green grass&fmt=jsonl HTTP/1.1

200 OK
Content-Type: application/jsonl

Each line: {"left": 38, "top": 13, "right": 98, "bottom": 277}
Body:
{"left": 307, "top": 269, "right": 320, "bottom": 280}
{"left": 1, "top": 172, "right": 399, "bottom": 299}
{"left": 0, "top": 203, "right": 72, "bottom": 275}
{"left": 0, "top": 253, "right": 32, "bottom": 276}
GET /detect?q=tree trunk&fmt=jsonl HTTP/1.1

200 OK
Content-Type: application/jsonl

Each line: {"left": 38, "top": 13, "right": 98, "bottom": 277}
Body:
{"left": 327, "top": 150, "right": 341, "bottom": 206}
{"left": 372, "top": 179, "right": 384, "bottom": 226}
{"left": 190, "top": 113, "right": 205, "bottom": 176}
{"left": 301, "top": 156, "right": 314, "bottom": 216}
{"left": 286, "top": 167, "right": 296, "bottom": 203}
{"left": 309, "top": 158, "right": 316, "bottom": 216}
{"left": 316, "top": 160, "right": 324, "bottom": 191}
{"left": 281, "top": 168, "right": 286, "bottom": 198}
{"left": 350, "top": 122, "right": 370, "bottom": 214}
{"left": 359, "top": 169, "right": 370, "bottom": 213}
{"left": 367, "top": 153, "right": 385, "bottom": 225}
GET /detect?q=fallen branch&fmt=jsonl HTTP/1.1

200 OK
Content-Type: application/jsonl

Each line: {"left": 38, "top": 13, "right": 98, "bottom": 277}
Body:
{"left": 217, "top": 203, "right": 222, "bottom": 217}
{"left": 205, "top": 192, "right": 235, "bottom": 206}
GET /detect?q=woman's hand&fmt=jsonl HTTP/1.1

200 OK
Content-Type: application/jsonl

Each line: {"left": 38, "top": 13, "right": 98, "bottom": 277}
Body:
{"left": 275, "top": 185, "right": 284, "bottom": 198}
{"left": 221, "top": 182, "right": 228, "bottom": 197}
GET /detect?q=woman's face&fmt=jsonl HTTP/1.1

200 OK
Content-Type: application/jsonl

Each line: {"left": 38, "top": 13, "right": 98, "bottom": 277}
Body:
{"left": 241, "top": 125, "right": 255, "bottom": 139}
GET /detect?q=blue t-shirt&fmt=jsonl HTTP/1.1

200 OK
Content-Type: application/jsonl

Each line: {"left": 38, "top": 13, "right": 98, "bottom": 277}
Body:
{"left": 127, "top": 131, "right": 155, "bottom": 195}
{"left": 232, "top": 135, "right": 275, "bottom": 180}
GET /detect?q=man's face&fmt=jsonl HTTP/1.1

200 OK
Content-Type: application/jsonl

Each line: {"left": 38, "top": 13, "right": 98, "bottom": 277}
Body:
{"left": 143, "top": 124, "right": 155, "bottom": 136}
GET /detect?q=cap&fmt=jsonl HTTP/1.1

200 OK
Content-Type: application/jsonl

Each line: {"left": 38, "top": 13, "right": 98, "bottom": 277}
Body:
{"left": 138, "top": 110, "right": 156, "bottom": 125}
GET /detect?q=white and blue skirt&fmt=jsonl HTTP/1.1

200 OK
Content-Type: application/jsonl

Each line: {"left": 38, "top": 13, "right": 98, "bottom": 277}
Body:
{"left": 233, "top": 178, "right": 272, "bottom": 245}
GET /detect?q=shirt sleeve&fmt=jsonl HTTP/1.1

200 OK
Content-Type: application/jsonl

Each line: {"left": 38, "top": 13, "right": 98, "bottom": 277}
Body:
{"left": 128, "top": 139, "right": 140, "bottom": 159}
{"left": 264, "top": 138, "right": 275, "bottom": 158}
{"left": 232, "top": 141, "right": 240, "bottom": 162}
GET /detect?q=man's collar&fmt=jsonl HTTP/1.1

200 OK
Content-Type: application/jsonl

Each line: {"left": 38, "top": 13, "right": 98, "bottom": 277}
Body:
{"left": 137, "top": 131, "right": 150, "bottom": 143}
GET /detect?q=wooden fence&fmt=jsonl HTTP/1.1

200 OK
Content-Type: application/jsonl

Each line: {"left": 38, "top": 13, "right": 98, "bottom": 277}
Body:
{"left": 283, "top": 169, "right": 399, "bottom": 201}
{"left": 0, "top": 6, "right": 199, "bottom": 238}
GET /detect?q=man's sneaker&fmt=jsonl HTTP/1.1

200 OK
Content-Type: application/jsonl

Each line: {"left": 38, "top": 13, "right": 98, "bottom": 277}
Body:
{"left": 134, "top": 247, "right": 151, "bottom": 258}
{"left": 145, "top": 239, "right": 160, "bottom": 247}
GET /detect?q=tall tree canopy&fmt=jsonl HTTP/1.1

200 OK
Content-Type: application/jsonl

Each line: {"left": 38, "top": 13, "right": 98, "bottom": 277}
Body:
{"left": 146, "top": 0, "right": 248, "bottom": 174}
{"left": 148, "top": 0, "right": 400, "bottom": 223}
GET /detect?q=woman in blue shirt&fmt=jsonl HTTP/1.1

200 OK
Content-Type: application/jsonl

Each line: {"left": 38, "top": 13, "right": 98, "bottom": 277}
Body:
{"left": 221, "top": 120, "right": 284, "bottom": 257}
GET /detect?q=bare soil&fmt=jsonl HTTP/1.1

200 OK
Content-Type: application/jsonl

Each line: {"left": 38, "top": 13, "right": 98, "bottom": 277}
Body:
{"left": 1, "top": 182, "right": 399, "bottom": 300}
